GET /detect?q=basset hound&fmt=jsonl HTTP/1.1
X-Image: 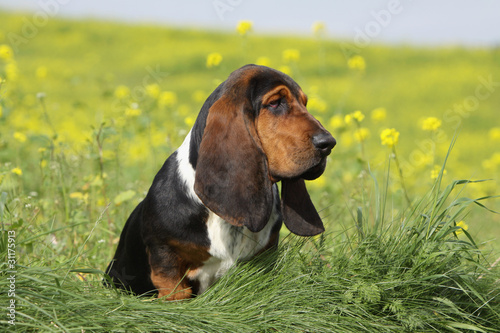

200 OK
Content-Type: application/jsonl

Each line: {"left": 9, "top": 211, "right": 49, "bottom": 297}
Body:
{"left": 105, "top": 64, "right": 336, "bottom": 300}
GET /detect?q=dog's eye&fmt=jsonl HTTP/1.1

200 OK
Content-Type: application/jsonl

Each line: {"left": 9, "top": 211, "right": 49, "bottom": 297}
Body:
{"left": 268, "top": 98, "right": 282, "bottom": 109}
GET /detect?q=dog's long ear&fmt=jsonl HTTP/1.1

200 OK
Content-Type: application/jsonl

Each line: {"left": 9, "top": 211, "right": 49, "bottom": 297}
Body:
{"left": 194, "top": 95, "right": 274, "bottom": 232}
{"left": 281, "top": 178, "right": 325, "bottom": 236}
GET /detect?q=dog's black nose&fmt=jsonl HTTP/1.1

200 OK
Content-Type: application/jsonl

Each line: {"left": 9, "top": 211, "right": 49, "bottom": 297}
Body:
{"left": 312, "top": 132, "right": 336, "bottom": 157}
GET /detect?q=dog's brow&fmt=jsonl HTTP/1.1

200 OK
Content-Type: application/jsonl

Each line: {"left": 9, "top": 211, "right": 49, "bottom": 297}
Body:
{"left": 261, "top": 85, "right": 290, "bottom": 103}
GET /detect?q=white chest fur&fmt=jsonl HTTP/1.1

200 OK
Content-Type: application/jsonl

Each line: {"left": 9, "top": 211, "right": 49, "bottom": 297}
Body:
{"left": 176, "top": 131, "right": 279, "bottom": 293}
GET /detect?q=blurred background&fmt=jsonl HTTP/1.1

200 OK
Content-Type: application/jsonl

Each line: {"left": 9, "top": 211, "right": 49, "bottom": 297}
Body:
{"left": 2, "top": 0, "right": 500, "bottom": 46}
{"left": 0, "top": 1, "right": 499, "bottom": 263}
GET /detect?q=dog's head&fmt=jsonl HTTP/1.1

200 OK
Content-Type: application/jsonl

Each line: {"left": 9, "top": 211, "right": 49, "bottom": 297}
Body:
{"left": 192, "top": 65, "right": 336, "bottom": 236}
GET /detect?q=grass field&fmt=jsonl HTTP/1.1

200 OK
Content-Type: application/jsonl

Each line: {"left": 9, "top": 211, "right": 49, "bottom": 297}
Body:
{"left": 1, "top": 12, "right": 499, "bottom": 332}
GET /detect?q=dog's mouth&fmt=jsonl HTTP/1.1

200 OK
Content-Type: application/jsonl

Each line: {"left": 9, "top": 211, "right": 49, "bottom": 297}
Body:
{"left": 270, "top": 153, "right": 330, "bottom": 183}
{"left": 299, "top": 157, "right": 327, "bottom": 181}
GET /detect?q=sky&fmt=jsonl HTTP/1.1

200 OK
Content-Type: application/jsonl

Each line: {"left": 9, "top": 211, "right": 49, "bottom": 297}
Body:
{"left": 1, "top": 0, "right": 499, "bottom": 46}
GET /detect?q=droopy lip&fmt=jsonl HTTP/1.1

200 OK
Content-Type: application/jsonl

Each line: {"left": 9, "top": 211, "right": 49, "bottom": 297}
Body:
{"left": 299, "top": 157, "right": 327, "bottom": 181}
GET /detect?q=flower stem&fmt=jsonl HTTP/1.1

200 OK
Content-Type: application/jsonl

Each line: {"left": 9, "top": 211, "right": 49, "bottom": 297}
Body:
{"left": 392, "top": 146, "right": 411, "bottom": 206}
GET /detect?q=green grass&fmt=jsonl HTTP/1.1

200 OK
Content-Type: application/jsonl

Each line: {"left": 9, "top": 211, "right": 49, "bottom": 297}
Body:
{"left": 2, "top": 169, "right": 499, "bottom": 332}
{"left": 0, "top": 12, "right": 499, "bottom": 332}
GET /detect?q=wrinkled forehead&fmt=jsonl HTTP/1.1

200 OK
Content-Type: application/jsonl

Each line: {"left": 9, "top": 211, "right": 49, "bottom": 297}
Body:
{"left": 226, "top": 65, "right": 305, "bottom": 104}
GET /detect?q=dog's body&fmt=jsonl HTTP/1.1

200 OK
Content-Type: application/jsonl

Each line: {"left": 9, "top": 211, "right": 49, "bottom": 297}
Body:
{"left": 106, "top": 65, "right": 335, "bottom": 300}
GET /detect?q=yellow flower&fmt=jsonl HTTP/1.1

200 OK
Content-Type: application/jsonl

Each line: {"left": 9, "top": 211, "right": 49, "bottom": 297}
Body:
{"left": 488, "top": 127, "right": 500, "bottom": 141}
{"left": 282, "top": 49, "right": 300, "bottom": 63}
{"left": 380, "top": 128, "right": 400, "bottom": 148}
{"left": 352, "top": 110, "right": 365, "bottom": 122}
{"left": 345, "top": 110, "right": 365, "bottom": 125}
{"left": 344, "top": 114, "right": 353, "bottom": 125}
{"left": 35, "top": 66, "right": 48, "bottom": 79}
{"left": 236, "top": 20, "right": 253, "bottom": 36}
{"left": 256, "top": 56, "right": 271, "bottom": 67}
{"left": 146, "top": 83, "right": 160, "bottom": 99}
{"left": 125, "top": 104, "right": 142, "bottom": 117}
{"left": 13, "top": 131, "right": 27, "bottom": 143}
{"left": 159, "top": 91, "right": 177, "bottom": 107}
{"left": 278, "top": 65, "right": 292, "bottom": 76}
{"left": 206, "top": 52, "right": 223, "bottom": 68}
{"left": 371, "top": 107, "right": 387, "bottom": 122}
{"left": 114, "top": 85, "right": 130, "bottom": 99}
{"left": 11, "top": 167, "right": 22, "bottom": 176}
{"left": 456, "top": 221, "right": 468, "bottom": 235}
{"left": 354, "top": 127, "right": 370, "bottom": 142}
{"left": 309, "top": 175, "right": 326, "bottom": 189}
{"left": 0, "top": 104, "right": 2, "bottom": 118}
{"left": 328, "top": 115, "right": 344, "bottom": 129}
{"left": 184, "top": 116, "right": 195, "bottom": 127}
{"left": 70, "top": 192, "right": 89, "bottom": 204}
{"left": 430, "top": 165, "right": 447, "bottom": 179}
{"left": 311, "top": 21, "right": 326, "bottom": 37}
{"left": 5, "top": 62, "right": 18, "bottom": 81}
{"left": 348, "top": 55, "right": 366, "bottom": 71}
{"left": 422, "top": 117, "right": 442, "bottom": 131}
{"left": 482, "top": 152, "right": 500, "bottom": 170}
{"left": 307, "top": 96, "right": 327, "bottom": 113}
{"left": 0, "top": 44, "right": 14, "bottom": 60}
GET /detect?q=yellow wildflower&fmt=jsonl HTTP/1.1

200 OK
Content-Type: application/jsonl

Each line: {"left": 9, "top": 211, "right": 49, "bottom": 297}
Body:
{"left": 5, "top": 62, "right": 18, "bottom": 81}
{"left": 278, "top": 65, "right": 292, "bottom": 76}
{"left": 371, "top": 107, "right": 387, "bottom": 122}
{"left": 348, "top": 55, "right": 366, "bottom": 71}
{"left": 307, "top": 96, "right": 327, "bottom": 113}
{"left": 11, "top": 167, "right": 22, "bottom": 176}
{"left": 354, "top": 127, "right": 370, "bottom": 142}
{"left": 159, "top": 91, "right": 177, "bottom": 107}
{"left": 328, "top": 115, "right": 344, "bottom": 129}
{"left": 0, "top": 104, "right": 2, "bottom": 118}
{"left": 236, "top": 20, "right": 253, "bottom": 36}
{"left": 256, "top": 56, "right": 271, "bottom": 67}
{"left": 430, "top": 165, "right": 447, "bottom": 179}
{"left": 422, "top": 117, "right": 442, "bottom": 131}
{"left": 352, "top": 110, "right": 365, "bottom": 122}
{"left": 282, "top": 49, "right": 300, "bottom": 63}
{"left": 344, "top": 114, "right": 353, "bottom": 125}
{"left": 35, "top": 66, "right": 48, "bottom": 79}
{"left": 456, "top": 221, "right": 468, "bottom": 235}
{"left": 488, "top": 127, "right": 500, "bottom": 141}
{"left": 125, "top": 104, "right": 142, "bottom": 117}
{"left": 311, "top": 21, "right": 326, "bottom": 37}
{"left": 0, "top": 44, "right": 14, "bottom": 60}
{"left": 206, "top": 52, "right": 223, "bottom": 68}
{"left": 114, "top": 85, "right": 130, "bottom": 99}
{"left": 309, "top": 175, "right": 326, "bottom": 189}
{"left": 482, "top": 152, "right": 500, "bottom": 170}
{"left": 345, "top": 110, "right": 364, "bottom": 125}
{"left": 380, "top": 128, "right": 400, "bottom": 148}
{"left": 146, "top": 83, "right": 160, "bottom": 99}
{"left": 13, "top": 131, "right": 27, "bottom": 143}
{"left": 184, "top": 116, "right": 195, "bottom": 127}
{"left": 70, "top": 192, "right": 89, "bottom": 204}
